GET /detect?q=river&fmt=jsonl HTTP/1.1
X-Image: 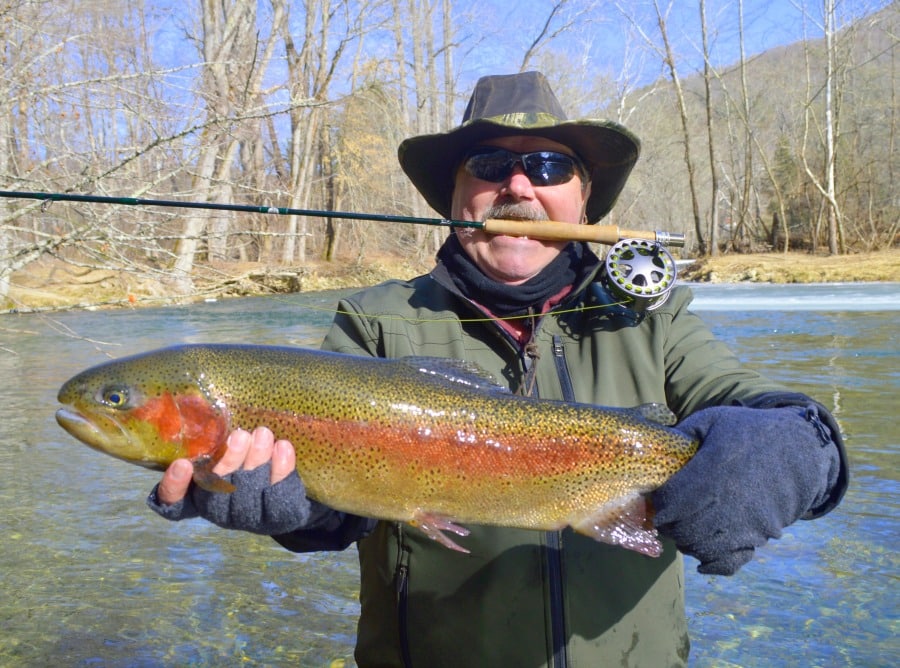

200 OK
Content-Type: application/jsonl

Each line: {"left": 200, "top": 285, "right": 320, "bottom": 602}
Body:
{"left": 1, "top": 283, "right": 897, "bottom": 667}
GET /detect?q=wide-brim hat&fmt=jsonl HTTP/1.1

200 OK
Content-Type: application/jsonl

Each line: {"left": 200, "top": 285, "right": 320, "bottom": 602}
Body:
{"left": 398, "top": 71, "right": 640, "bottom": 224}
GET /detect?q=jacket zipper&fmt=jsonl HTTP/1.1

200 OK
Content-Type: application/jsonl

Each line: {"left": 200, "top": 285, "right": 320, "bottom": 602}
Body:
{"left": 546, "top": 530, "right": 567, "bottom": 668}
{"left": 547, "top": 334, "right": 576, "bottom": 668}
{"left": 553, "top": 335, "right": 576, "bottom": 403}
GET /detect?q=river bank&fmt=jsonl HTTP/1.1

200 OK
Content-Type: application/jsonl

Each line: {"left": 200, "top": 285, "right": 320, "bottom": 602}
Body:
{"left": 4, "top": 248, "right": 898, "bottom": 313}
{"left": 678, "top": 248, "right": 900, "bottom": 283}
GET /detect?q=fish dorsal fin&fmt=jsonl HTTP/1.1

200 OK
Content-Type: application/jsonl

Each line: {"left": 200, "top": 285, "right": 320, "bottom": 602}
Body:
{"left": 400, "top": 357, "right": 509, "bottom": 393}
{"left": 628, "top": 402, "right": 677, "bottom": 426}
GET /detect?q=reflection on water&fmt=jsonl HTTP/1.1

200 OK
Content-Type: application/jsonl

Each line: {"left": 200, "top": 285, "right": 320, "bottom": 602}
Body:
{"left": 1, "top": 285, "right": 897, "bottom": 666}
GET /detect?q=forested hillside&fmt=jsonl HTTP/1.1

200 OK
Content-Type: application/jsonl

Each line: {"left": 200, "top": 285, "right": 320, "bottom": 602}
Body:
{"left": 620, "top": 2, "right": 897, "bottom": 254}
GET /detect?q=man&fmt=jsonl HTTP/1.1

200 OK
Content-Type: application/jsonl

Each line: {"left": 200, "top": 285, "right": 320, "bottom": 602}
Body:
{"left": 150, "top": 72, "right": 847, "bottom": 666}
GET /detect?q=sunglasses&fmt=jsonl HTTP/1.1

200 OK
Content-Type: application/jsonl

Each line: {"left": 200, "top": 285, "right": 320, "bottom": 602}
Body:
{"left": 462, "top": 147, "right": 584, "bottom": 187}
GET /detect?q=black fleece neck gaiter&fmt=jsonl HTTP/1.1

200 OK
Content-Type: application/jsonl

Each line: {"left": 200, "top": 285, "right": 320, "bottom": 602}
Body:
{"left": 435, "top": 233, "right": 589, "bottom": 316}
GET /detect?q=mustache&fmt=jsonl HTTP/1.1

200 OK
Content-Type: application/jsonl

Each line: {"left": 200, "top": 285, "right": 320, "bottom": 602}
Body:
{"left": 454, "top": 202, "right": 550, "bottom": 239}
{"left": 483, "top": 202, "right": 548, "bottom": 221}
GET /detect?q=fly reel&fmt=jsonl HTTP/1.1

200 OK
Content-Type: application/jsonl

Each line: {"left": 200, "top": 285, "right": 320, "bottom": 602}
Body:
{"left": 601, "top": 238, "right": 677, "bottom": 312}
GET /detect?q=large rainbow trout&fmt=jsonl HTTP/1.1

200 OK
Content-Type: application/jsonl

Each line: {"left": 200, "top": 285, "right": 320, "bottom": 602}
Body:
{"left": 56, "top": 344, "right": 697, "bottom": 556}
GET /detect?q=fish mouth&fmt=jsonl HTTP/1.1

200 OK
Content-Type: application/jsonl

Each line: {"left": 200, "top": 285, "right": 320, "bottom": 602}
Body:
{"left": 56, "top": 408, "right": 121, "bottom": 451}
{"left": 55, "top": 407, "right": 152, "bottom": 466}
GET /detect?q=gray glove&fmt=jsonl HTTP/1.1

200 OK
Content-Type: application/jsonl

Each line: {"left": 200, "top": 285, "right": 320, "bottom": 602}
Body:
{"left": 652, "top": 400, "right": 845, "bottom": 575}
{"left": 147, "top": 463, "right": 332, "bottom": 535}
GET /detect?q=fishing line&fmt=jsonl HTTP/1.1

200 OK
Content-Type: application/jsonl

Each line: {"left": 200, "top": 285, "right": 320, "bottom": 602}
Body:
{"left": 268, "top": 295, "right": 633, "bottom": 324}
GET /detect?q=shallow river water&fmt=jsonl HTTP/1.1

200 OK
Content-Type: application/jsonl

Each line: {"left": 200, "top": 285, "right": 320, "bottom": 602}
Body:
{"left": 1, "top": 283, "right": 897, "bottom": 667}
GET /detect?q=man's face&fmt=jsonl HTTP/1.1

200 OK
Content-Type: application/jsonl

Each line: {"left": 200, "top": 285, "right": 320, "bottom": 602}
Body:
{"left": 450, "top": 135, "right": 588, "bottom": 285}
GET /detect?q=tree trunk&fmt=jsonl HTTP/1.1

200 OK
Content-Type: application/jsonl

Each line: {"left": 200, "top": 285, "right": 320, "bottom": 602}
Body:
{"left": 699, "top": 0, "right": 719, "bottom": 255}
{"left": 823, "top": 0, "right": 841, "bottom": 254}
{"left": 654, "top": 0, "right": 705, "bottom": 255}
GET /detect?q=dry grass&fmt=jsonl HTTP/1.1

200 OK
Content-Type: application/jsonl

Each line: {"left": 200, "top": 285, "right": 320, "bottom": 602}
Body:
{"left": 679, "top": 249, "right": 900, "bottom": 283}
{"left": 3, "top": 254, "right": 432, "bottom": 312}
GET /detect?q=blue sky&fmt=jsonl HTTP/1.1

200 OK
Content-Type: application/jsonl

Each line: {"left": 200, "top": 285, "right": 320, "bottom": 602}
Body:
{"left": 147, "top": 0, "right": 890, "bottom": 117}
{"left": 460, "top": 0, "right": 889, "bottom": 85}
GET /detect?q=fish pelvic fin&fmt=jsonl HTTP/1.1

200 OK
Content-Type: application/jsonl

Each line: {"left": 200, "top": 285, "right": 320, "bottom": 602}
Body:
{"left": 572, "top": 493, "right": 663, "bottom": 557}
{"left": 191, "top": 456, "right": 236, "bottom": 494}
{"left": 409, "top": 512, "right": 472, "bottom": 553}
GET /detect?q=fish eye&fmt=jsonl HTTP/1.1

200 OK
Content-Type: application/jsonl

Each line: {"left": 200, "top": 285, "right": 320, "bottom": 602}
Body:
{"left": 99, "top": 386, "right": 131, "bottom": 408}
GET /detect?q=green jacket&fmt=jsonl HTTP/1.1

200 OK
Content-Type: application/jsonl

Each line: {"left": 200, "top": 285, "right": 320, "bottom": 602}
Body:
{"left": 279, "top": 258, "right": 801, "bottom": 667}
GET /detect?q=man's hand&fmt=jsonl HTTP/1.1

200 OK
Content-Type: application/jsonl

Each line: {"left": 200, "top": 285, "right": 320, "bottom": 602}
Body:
{"left": 652, "top": 403, "right": 842, "bottom": 575}
{"left": 156, "top": 427, "right": 296, "bottom": 505}
{"left": 147, "top": 427, "right": 315, "bottom": 535}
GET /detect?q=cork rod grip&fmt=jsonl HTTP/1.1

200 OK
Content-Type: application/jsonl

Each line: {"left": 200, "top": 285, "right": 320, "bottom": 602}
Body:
{"left": 482, "top": 218, "right": 661, "bottom": 245}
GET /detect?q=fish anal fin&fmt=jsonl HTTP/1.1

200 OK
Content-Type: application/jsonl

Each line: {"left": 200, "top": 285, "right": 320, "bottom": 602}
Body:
{"left": 572, "top": 493, "right": 663, "bottom": 558}
{"left": 409, "top": 512, "right": 471, "bottom": 553}
{"left": 191, "top": 456, "right": 236, "bottom": 493}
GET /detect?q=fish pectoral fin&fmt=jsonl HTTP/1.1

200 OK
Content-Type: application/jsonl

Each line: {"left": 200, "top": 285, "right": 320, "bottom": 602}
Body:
{"left": 572, "top": 493, "right": 662, "bottom": 558}
{"left": 191, "top": 457, "right": 236, "bottom": 494}
{"left": 409, "top": 512, "right": 471, "bottom": 554}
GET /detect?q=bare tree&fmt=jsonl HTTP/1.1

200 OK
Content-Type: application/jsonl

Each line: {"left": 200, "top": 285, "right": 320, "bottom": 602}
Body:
{"left": 699, "top": 0, "right": 720, "bottom": 255}
{"left": 0, "top": 0, "right": 192, "bottom": 300}
{"left": 798, "top": 0, "right": 846, "bottom": 254}
{"left": 821, "top": 0, "right": 843, "bottom": 254}
{"left": 172, "top": 0, "right": 275, "bottom": 291}
{"left": 278, "top": 0, "right": 363, "bottom": 265}
{"left": 650, "top": 0, "right": 706, "bottom": 254}
{"left": 520, "top": 1, "right": 574, "bottom": 72}
{"left": 393, "top": 0, "right": 454, "bottom": 258}
{"left": 733, "top": 0, "right": 756, "bottom": 250}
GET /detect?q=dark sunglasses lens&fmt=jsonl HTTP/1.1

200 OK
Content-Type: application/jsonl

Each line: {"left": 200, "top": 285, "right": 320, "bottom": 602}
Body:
{"left": 464, "top": 150, "right": 515, "bottom": 182}
{"left": 523, "top": 152, "right": 577, "bottom": 186}
{"left": 464, "top": 149, "right": 577, "bottom": 186}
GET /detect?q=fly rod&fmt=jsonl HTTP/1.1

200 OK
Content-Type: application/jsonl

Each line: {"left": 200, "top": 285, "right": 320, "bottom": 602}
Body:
{"left": 0, "top": 189, "right": 685, "bottom": 247}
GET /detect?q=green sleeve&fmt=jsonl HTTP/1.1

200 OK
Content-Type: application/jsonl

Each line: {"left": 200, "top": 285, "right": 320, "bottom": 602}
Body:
{"left": 658, "top": 287, "right": 794, "bottom": 415}
{"left": 320, "top": 296, "right": 382, "bottom": 357}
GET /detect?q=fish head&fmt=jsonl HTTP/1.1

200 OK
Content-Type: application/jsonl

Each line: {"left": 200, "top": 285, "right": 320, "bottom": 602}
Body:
{"left": 55, "top": 349, "right": 230, "bottom": 470}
